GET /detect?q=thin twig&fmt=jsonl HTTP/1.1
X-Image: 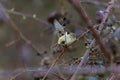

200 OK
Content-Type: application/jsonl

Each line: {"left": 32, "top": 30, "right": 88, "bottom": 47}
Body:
{"left": 41, "top": 49, "right": 65, "bottom": 80}
{"left": 9, "top": 19, "right": 43, "bottom": 55}
{"left": 41, "top": 24, "right": 98, "bottom": 80}
{"left": 109, "top": 74, "right": 116, "bottom": 80}
{"left": 33, "top": 65, "right": 120, "bottom": 78}
{"left": 8, "top": 68, "right": 37, "bottom": 80}
{"left": 42, "top": 25, "right": 97, "bottom": 80}
{"left": 5, "top": 38, "right": 20, "bottom": 47}
{"left": 109, "top": 73, "right": 120, "bottom": 80}
{"left": 0, "top": 65, "right": 119, "bottom": 80}
{"left": 80, "top": 0, "right": 120, "bottom": 9}
{"left": 69, "top": 0, "right": 113, "bottom": 61}
{"left": 0, "top": 3, "right": 43, "bottom": 55}
{"left": 7, "top": 9, "right": 50, "bottom": 26}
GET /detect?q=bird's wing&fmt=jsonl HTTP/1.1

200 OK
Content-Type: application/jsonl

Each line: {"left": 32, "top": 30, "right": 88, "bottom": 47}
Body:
{"left": 54, "top": 19, "right": 65, "bottom": 37}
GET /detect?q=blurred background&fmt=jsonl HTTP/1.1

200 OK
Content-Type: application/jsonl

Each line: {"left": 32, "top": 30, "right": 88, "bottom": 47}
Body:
{"left": 0, "top": 0, "right": 120, "bottom": 80}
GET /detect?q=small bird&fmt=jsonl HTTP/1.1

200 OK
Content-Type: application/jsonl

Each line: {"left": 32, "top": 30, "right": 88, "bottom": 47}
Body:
{"left": 53, "top": 19, "right": 76, "bottom": 47}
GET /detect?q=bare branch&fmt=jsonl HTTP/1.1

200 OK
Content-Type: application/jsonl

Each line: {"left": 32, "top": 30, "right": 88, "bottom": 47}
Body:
{"left": 80, "top": 0, "right": 120, "bottom": 9}
{"left": 0, "top": 3, "right": 43, "bottom": 55}
{"left": 41, "top": 50, "right": 65, "bottom": 80}
{"left": 7, "top": 9, "right": 51, "bottom": 26}
{"left": 68, "top": 0, "right": 116, "bottom": 79}
{"left": 109, "top": 74, "right": 120, "bottom": 80}
{"left": 4, "top": 65, "right": 120, "bottom": 79}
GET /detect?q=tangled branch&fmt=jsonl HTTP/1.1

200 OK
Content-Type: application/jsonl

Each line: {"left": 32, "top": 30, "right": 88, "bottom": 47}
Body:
{"left": 68, "top": 0, "right": 116, "bottom": 79}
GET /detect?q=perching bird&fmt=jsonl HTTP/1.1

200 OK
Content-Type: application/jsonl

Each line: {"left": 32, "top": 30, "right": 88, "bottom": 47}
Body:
{"left": 53, "top": 19, "right": 76, "bottom": 47}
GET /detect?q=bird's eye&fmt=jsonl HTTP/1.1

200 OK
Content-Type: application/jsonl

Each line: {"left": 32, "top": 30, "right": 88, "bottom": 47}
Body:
{"left": 67, "top": 32, "right": 70, "bottom": 34}
{"left": 61, "top": 41, "right": 65, "bottom": 44}
{"left": 63, "top": 17, "right": 66, "bottom": 21}
{"left": 84, "top": 42, "right": 88, "bottom": 46}
{"left": 58, "top": 31, "right": 62, "bottom": 34}
{"left": 61, "top": 33, "right": 64, "bottom": 36}
{"left": 63, "top": 23, "right": 66, "bottom": 26}
{"left": 108, "top": 24, "right": 112, "bottom": 27}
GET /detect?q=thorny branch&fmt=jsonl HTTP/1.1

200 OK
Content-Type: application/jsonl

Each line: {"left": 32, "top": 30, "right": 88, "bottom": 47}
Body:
{"left": 68, "top": 0, "right": 116, "bottom": 80}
